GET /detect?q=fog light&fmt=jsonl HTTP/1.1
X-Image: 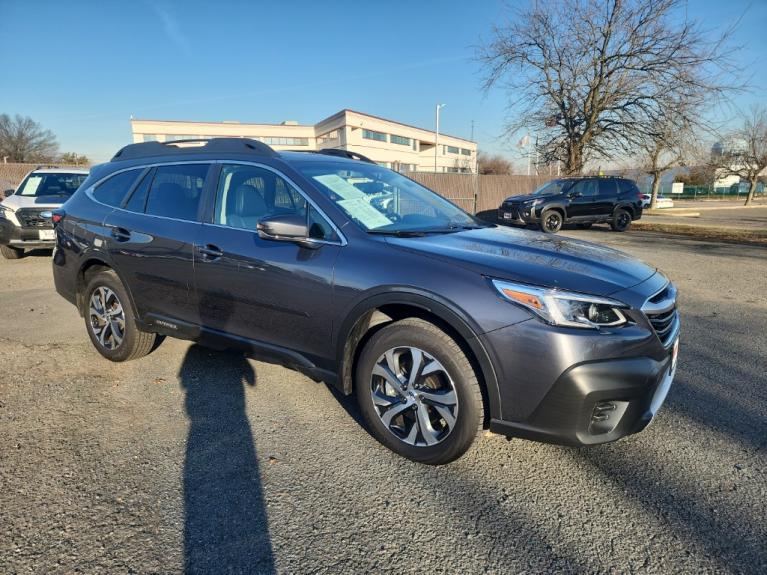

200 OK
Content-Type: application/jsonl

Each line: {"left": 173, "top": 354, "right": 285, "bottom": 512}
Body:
{"left": 589, "top": 400, "right": 629, "bottom": 435}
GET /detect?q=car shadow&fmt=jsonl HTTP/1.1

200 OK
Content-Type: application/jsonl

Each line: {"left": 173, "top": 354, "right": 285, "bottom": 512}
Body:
{"left": 179, "top": 344, "right": 275, "bottom": 574}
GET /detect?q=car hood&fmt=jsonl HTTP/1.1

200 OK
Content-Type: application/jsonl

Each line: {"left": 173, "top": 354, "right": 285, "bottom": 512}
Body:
{"left": 384, "top": 225, "right": 657, "bottom": 296}
{"left": 1, "top": 194, "right": 67, "bottom": 210}
{"left": 503, "top": 193, "right": 554, "bottom": 203}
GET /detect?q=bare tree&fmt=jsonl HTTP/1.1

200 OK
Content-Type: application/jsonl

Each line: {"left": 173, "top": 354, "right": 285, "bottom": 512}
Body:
{"left": 60, "top": 152, "right": 90, "bottom": 166}
{"left": 0, "top": 114, "right": 59, "bottom": 162}
{"left": 477, "top": 152, "right": 513, "bottom": 175}
{"left": 713, "top": 106, "right": 767, "bottom": 206}
{"left": 479, "top": 0, "right": 739, "bottom": 175}
{"left": 639, "top": 110, "right": 698, "bottom": 208}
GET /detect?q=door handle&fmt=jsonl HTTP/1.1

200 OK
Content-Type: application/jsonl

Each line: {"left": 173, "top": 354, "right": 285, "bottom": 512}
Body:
{"left": 197, "top": 244, "right": 223, "bottom": 260}
{"left": 111, "top": 227, "right": 131, "bottom": 242}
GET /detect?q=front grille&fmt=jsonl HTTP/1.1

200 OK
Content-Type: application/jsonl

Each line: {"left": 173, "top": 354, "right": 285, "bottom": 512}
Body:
{"left": 642, "top": 282, "right": 679, "bottom": 347}
{"left": 647, "top": 308, "right": 678, "bottom": 346}
{"left": 502, "top": 203, "right": 521, "bottom": 219}
{"left": 16, "top": 208, "right": 53, "bottom": 229}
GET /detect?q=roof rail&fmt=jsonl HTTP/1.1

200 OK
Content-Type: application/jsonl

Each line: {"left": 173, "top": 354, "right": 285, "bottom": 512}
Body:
{"left": 111, "top": 138, "right": 278, "bottom": 162}
{"left": 286, "top": 148, "right": 376, "bottom": 164}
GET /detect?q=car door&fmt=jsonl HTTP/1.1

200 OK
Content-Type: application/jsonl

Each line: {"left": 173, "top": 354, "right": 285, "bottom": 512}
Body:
{"left": 595, "top": 179, "right": 619, "bottom": 217}
{"left": 194, "top": 162, "right": 342, "bottom": 363}
{"left": 566, "top": 179, "right": 598, "bottom": 218}
{"left": 103, "top": 162, "right": 212, "bottom": 326}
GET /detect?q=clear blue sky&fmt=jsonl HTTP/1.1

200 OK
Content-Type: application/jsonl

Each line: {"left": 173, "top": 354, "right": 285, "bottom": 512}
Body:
{"left": 1, "top": 0, "right": 764, "bottom": 163}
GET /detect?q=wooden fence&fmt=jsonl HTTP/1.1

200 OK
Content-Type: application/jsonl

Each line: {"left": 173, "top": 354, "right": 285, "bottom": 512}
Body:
{"left": 409, "top": 173, "right": 553, "bottom": 214}
{"left": 0, "top": 162, "right": 553, "bottom": 216}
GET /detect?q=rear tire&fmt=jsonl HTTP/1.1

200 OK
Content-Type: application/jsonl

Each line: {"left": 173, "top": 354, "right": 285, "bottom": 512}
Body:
{"left": 541, "top": 209, "right": 563, "bottom": 233}
{"left": 1, "top": 245, "right": 23, "bottom": 259}
{"left": 82, "top": 269, "right": 159, "bottom": 362}
{"left": 610, "top": 209, "right": 632, "bottom": 232}
{"left": 355, "top": 318, "right": 484, "bottom": 465}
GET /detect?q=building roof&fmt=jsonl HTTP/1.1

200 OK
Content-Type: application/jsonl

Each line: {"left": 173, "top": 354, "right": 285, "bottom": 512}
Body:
{"left": 131, "top": 108, "right": 475, "bottom": 144}
{"left": 317, "top": 109, "right": 474, "bottom": 144}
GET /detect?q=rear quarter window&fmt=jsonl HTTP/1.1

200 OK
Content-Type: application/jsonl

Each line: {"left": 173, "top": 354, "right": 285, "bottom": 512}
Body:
{"left": 93, "top": 169, "right": 143, "bottom": 207}
{"left": 618, "top": 179, "right": 640, "bottom": 194}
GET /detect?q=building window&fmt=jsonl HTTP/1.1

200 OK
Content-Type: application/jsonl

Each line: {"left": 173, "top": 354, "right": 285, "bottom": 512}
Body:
{"left": 142, "top": 134, "right": 158, "bottom": 142}
{"left": 363, "top": 129, "right": 387, "bottom": 142}
{"left": 413, "top": 141, "right": 419, "bottom": 151}
{"left": 318, "top": 130, "right": 339, "bottom": 144}
{"left": 261, "top": 137, "right": 309, "bottom": 146}
{"left": 447, "top": 145, "right": 459, "bottom": 154}
{"left": 165, "top": 135, "right": 191, "bottom": 142}
{"left": 461, "top": 148, "right": 472, "bottom": 156}
{"left": 390, "top": 134, "right": 410, "bottom": 146}
{"left": 397, "top": 163, "right": 414, "bottom": 173}
{"left": 376, "top": 161, "right": 389, "bottom": 168}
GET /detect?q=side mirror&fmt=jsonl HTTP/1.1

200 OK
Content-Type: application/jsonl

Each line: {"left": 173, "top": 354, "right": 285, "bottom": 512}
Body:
{"left": 2, "top": 189, "right": 14, "bottom": 199}
{"left": 257, "top": 214, "right": 319, "bottom": 248}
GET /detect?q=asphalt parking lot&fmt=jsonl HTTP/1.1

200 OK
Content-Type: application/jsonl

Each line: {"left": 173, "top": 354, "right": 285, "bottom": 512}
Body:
{"left": 1, "top": 229, "right": 766, "bottom": 574}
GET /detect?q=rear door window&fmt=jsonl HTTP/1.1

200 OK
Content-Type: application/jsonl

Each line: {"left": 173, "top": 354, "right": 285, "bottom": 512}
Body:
{"left": 570, "top": 179, "right": 598, "bottom": 197}
{"left": 598, "top": 179, "right": 618, "bottom": 196}
{"left": 144, "top": 164, "right": 210, "bottom": 221}
{"left": 93, "top": 169, "right": 143, "bottom": 207}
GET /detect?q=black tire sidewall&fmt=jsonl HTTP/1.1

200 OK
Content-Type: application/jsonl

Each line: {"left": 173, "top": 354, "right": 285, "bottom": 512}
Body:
{"left": 611, "top": 208, "right": 631, "bottom": 232}
{"left": 541, "top": 209, "right": 563, "bottom": 233}
{"left": 82, "top": 271, "right": 142, "bottom": 362}
{"left": 1, "top": 245, "right": 23, "bottom": 259}
{"left": 355, "top": 321, "right": 482, "bottom": 464}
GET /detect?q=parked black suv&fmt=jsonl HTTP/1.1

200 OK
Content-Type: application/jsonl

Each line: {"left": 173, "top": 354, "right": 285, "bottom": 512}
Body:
{"left": 499, "top": 176, "right": 643, "bottom": 233}
{"left": 51, "top": 139, "right": 679, "bottom": 464}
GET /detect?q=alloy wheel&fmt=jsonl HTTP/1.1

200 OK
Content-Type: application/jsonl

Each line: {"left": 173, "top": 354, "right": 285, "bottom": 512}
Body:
{"left": 617, "top": 212, "right": 630, "bottom": 229}
{"left": 369, "top": 346, "right": 458, "bottom": 447}
{"left": 545, "top": 212, "right": 562, "bottom": 232}
{"left": 88, "top": 286, "right": 126, "bottom": 350}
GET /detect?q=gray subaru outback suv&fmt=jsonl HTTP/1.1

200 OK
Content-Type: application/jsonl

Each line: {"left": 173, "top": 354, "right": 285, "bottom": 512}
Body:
{"left": 51, "top": 138, "right": 680, "bottom": 464}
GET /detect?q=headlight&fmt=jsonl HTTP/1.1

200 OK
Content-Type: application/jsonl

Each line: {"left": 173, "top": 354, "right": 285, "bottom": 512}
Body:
{"left": 492, "top": 279, "right": 629, "bottom": 329}
{"left": 0, "top": 204, "right": 13, "bottom": 218}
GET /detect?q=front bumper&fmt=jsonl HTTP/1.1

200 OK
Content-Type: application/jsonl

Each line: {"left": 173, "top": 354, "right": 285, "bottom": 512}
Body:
{"left": 0, "top": 219, "right": 55, "bottom": 248}
{"left": 482, "top": 317, "right": 678, "bottom": 446}
{"left": 499, "top": 204, "right": 537, "bottom": 225}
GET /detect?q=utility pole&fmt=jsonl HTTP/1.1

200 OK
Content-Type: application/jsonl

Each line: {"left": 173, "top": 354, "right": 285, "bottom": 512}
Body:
{"left": 434, "top": 103, "right": 446, "bottom": 173}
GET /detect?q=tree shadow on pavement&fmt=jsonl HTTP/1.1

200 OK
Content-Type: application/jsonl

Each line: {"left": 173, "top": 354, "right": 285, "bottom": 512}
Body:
{"left": 179, "top": 344, "right": 275, "bottom": 574}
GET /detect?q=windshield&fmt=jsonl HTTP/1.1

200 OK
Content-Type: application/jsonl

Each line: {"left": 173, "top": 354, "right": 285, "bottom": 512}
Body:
{"left": 16, "top": 173, "right": 88, "bottom": 197}
{"left": 296, "top": 161, "right": 486, "bottom": 234}
{"left": 531, "top": 179, "right": 572, "bottom": 196}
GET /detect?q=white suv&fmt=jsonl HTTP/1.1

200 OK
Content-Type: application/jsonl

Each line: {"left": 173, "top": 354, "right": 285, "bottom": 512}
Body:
{"left": 0, "top": 167, "right": 89, "bottom": 258}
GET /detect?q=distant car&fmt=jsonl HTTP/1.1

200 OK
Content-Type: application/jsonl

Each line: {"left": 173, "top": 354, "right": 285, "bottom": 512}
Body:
{"left": 0, "top": 168, "right": 89, "bottom": 259}
{"left": 499, "top": 176, "right": 643, "bottom": 233}
{"left": 640, "top": 194, "right": 674, "bottom": 209}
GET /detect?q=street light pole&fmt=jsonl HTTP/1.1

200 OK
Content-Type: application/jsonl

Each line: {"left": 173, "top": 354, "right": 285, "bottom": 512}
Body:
{"left": 435, "top": 103, "right": 446, "bottom": 173}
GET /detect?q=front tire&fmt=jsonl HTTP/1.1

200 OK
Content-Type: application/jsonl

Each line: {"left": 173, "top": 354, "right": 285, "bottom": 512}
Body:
{"left": 83, "top": 270, "right": 159, "bottom": 362}
{"left": 1, "top": 245, "right": 23, "bottom": 259}
{"left": 610, "top": 208, "right": 632, "bottom": 232}
{"left": 355, "top": 318, "right": 484, "bottom": 465}
{"left": 541, "top": 209, "right": 564, "bottom": 233}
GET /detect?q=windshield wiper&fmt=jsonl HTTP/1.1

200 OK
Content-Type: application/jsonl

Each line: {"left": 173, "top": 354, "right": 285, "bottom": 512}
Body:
{"left": 367, "top": 229, "right": 427, "bottom": 237}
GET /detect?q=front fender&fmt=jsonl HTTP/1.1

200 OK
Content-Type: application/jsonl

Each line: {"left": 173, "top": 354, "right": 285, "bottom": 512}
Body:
{"left": 334, "top": 287, "right": 503, "bottom": 421}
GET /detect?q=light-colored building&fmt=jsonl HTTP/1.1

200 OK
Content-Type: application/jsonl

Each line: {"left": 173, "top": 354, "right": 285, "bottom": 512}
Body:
{"left": 130, "top": 109, "right": 477, "bottom": 173}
